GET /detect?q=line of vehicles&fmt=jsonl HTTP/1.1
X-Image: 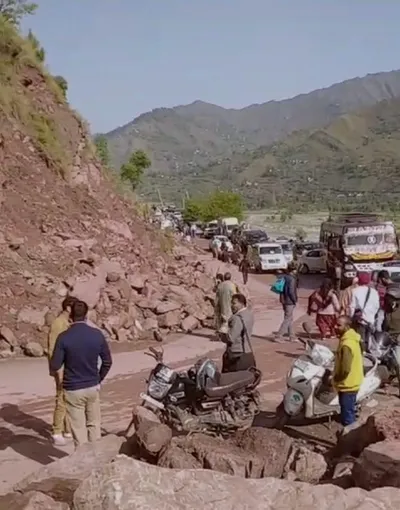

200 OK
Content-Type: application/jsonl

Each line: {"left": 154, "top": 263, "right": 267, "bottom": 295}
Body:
{"left": 205, "top": 213, "right": 400, "bottom": 285}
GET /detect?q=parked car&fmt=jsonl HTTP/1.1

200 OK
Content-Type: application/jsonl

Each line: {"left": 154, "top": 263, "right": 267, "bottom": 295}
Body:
{"left": 204, "top": 221, "right": 219, "bottom": 239}
{"left": 251, "top": 242, "right": 287, "bottom": 273}
{"left": 294, "top": 242, "right": 324, "bottom": 259}
{"left": 209, "top": 235, "right": 233, "bottom": 252}
{"left": 242, "top": 229, "right": 269, "bottom": 246}
{"left": 276, "top": 241, "right": 294, "bottom": 265}
{"left": 298, "top": 248, "right": 327, "bottom": 274}
{"left": 382, "top": 261, "right": 400, "bottom": 283}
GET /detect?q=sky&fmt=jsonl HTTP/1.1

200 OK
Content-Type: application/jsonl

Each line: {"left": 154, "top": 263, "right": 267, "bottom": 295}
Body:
{"left": 22, "top": 0, "right": 400, "bottom": 133}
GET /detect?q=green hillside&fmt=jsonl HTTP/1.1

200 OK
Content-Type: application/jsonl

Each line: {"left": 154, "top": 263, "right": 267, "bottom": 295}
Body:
{"left": 140, "top": 98, "right": 400, "bottom": 210}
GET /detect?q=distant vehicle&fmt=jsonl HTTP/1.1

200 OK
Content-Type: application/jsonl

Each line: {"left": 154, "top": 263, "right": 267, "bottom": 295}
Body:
{"left": 243, "top": 229, "right": 269, "bottom": 246}
{"left": 204, "top": 221, "right": 219, "bottom": 239}
{"left": 251, "top": 242, "right": 287, "bottom": 273}
{"left": 382, "top": 261, "right": 400, "bottom": 283}
{"left": 298, "top": 248, "right": 327, "bottom": 274}
{"left": 276, "top": 241, "right": 295, "bottom": 265}
{"left": 294, "top": 242, "right": 323, "bottom": 258}
{"left": 218, "top": 217, "right": 239, "bottom": 238}
{"left": 320, "top": 213, "right": 398, "bottom": 287}
{"left": 209, "top": 235, "right": 233, "bottom": 253}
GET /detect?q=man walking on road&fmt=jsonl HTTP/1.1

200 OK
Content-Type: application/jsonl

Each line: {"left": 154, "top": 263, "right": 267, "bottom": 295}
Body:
{"left": 50, "top": 300, "right": 112, "bottom": 448}
{"left": 239, "top": 254, "right": 250, "bottom": 285}
{"left": 275, "top": 262, "right": 298, "bottom": 342}
{"left": 48, "top": 296, "right": 77, "bottom": 446}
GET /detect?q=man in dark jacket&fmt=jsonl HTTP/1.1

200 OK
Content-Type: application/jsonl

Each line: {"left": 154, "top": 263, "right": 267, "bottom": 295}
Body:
{"left": 50, "top": 300, "right": 112, "bottom": 448}
{"left": 275, "top": 262, "right": 298, "bottom": 342}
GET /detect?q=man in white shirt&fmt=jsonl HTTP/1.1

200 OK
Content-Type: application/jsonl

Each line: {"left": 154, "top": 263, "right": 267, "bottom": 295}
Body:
{"left": 349, "top": 272, "right": 379, "bottom": 347}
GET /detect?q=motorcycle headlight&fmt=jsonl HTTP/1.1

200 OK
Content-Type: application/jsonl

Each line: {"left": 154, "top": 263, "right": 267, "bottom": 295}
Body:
{"left": 148, "top": 378, "right": 171, "bottom": 400}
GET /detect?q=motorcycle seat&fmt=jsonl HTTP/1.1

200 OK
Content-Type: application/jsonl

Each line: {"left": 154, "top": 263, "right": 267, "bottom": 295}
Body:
{"left": 204, "top": 370, "right": 255, "bottom": 398}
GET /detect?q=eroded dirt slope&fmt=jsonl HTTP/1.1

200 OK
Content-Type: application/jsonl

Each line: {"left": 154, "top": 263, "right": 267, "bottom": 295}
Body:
{"left": 0, "top": 19, "right": 214, "bottom": 358}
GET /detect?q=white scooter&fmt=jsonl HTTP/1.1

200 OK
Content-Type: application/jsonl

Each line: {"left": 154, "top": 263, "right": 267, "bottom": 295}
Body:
{"left": 274, "top": 341, "right": 381, "bottom": 428}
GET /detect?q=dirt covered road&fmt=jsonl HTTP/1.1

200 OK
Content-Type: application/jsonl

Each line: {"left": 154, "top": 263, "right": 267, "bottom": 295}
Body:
{"left": 0, "top": 248, "right": 368, "bottom": 493}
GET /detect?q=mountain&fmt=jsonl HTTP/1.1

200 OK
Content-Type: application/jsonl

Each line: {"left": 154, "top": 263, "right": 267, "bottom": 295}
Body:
{"left": 104, "top": 70, "right": 400, "bottom": 201}
{"left": 152, "top": 97, "right": 400, "bottom": 210}
{"left": 0, "top": 18, "right": 213, "bottom": 358}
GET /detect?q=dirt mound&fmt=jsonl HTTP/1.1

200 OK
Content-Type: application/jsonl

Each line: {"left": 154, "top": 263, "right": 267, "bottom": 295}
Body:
{"left": 0, "top": 19, "right": 214, "bottom": 357}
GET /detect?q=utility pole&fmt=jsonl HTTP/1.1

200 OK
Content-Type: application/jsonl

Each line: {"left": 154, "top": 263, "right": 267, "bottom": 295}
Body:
{"left": 156, "top": 188, "right": 164, "bottom": 208}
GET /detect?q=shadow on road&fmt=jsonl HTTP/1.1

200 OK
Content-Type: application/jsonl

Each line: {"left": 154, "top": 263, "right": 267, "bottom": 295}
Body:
{"left": 0, "top": 404, "right": 51, "bottom": 439}
{"left": 0, "top": 426, "right": 68, "bottom": 465}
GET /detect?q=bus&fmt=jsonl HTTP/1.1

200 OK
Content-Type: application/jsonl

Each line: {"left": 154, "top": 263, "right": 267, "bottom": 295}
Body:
{"left": 319, "top": 213, "right": 398, "bottom": 286}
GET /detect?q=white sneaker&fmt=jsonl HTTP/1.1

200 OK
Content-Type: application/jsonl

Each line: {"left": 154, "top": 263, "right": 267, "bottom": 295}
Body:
{"left": 64, "top": 433, "right": 73, "bottom": 439}
{"left": 52, "top": 434, "right": 67, "bottom": 446}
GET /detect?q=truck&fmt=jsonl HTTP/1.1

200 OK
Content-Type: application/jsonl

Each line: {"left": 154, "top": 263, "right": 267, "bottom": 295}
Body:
{"left": 218, "top": 217, "right": 239, "bottom": 238}
{"left": 320, "top": 213, "right": 398, "bottom": 287}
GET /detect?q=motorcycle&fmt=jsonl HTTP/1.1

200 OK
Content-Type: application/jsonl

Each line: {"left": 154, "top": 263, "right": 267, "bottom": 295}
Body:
{"left": 139, "top": 347, "right": 262, "bottom": 435}
{"left": 367, "top": 331, "right": 400, "bottom": 397}
{"left": 274, "top": 341, "right": 381, "bottom": 429}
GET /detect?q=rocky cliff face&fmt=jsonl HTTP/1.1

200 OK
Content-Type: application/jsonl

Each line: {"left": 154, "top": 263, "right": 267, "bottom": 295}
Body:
{"left": 0, "top": 19, "right": 213, "bottom": 358}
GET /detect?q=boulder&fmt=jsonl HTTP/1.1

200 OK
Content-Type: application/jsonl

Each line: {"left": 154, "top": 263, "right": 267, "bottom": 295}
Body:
{"left": 22, "top": 342, "right": 44, "bottom": 357}
{"left": 158, "top": 310, "right": 181, "bottom": 328}
{"left": 17, "top": 307, "right": 48, "bottom": 327}
{"left": 14, "top": 434, "right": 125, "bottom": 505}
{"left": 131, "top": 405, "right": 160, "bottom": 429}
{"left": 158, "top": 444, "right": 202, "bottom": 469}
{"left": 235, "top": 427, "right": 293, "bottom": 478}
{"left": 0, "top": 325, "right": 17, "bottom": 346}
{"left": 135, "top": 421, "right": 172, "bottom": 458}
{"left": 127, "top": 274, "right": 146, "bottom": 291}
{"left": 353, "top": 440, "right": 400, "bottom": 490}
{"left": 285, "top": 445, "right": 327, "bottom": 483}
{"left": 106, "top": 272, "right": 120, "bottom": 283}
{"left": 335, "top": 409, "right": 400, "bottom": 458}
{"left": 72, "top": 275, "right": 103, "bottom": 309}
{"left": 0, "top": 491, "right": 68, "bottom": 509}
{"left": 156, "top": 301, "right": 181, "bottom": 314}
{"left": 73, "top": 455, "right": 400, "bottom": 510}
{"left": 180, "top": 315, "right": 199, "bottom": 332}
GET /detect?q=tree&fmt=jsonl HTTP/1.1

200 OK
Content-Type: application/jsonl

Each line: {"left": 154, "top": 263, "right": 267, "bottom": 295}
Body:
{"left": 0, "top": 0, "right": 37, "bottom": 25}
{"left": 53, "top": 75, "right": 68, "bottom": 99}
{"left": 120, "top": 149, "right": 151, "bottom": 190}
{"left": 182, "top": 190, "right": 243, "bottom": 223}
{"left": 94, "top": 135, "right": 111, "bottom": 167}
{"left": 183, "top": 199, "right": 204, "bottom": 223}
{"left": 26, "top": 29, "right": 45, "bottom": 62}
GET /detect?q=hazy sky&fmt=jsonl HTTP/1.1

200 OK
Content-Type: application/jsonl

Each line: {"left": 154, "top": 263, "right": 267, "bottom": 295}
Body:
{"left": 22, "top": 0, "right": 400, "bottom": 133}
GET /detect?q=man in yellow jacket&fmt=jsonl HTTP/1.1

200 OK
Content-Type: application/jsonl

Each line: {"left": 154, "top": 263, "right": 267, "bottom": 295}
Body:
{"left": 333, "top": 315, "right": 364, "bottom": 427}
{"left": 48, "top": 296, "right": 77, "bottom": 445}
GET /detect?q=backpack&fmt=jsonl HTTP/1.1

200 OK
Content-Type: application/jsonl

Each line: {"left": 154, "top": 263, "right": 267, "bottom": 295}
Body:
{"left": 271, "top": 276, "right": 285, "bottom": 295}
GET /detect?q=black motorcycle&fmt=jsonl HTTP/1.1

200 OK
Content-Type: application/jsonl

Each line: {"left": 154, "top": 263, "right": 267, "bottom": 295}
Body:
{"left": 139, "top": 347, "right": 262, "bottom": 434}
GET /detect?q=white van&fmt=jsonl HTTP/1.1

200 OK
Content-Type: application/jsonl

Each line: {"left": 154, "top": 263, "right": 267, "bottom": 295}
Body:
{"left": 252, "top": 242, "right": 288, "bottom": 273}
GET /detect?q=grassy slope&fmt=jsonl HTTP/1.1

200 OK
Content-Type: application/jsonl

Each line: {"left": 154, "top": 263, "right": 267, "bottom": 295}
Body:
{"left": 141, "top": 98, "right": 400, "bottom": 208}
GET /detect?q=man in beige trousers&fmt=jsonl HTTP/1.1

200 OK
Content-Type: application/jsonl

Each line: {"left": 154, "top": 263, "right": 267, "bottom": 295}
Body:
{"left": 50, "top": 300, "right": 112, "bottom": 448}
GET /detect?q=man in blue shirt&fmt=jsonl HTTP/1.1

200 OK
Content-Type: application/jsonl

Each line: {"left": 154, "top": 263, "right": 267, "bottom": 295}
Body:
{"left": 50, "top": 300, "right": 112, "bottom": 448}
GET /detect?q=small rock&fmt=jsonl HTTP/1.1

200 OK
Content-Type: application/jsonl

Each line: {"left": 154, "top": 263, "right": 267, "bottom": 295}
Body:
{"left": 128, "top": 274, "right": 146, "bottom": 291}
{"left": 0, "top": 349, "right": 14, "bottom": 359}
{"left": 135, "top": 421, "right": 172, "bottom": 459}
{"left": 181, "top": 315, "right": 199, "bottom": 332}
{"left": 156, "top": 301, "right": 181, "bottom": 314}
{"left": 106, "top": 272, "right": 120, "bottom": 283}
{"left": 0, "top": 325, "right": 17, "bottom": 346}
{"left": 158, "top": 443, "right": 202, "bottom": 469}
{"left": 142, "top": 318, "right": 158, "bottom": 331}
{"left": 22, "top": 342, "right": 44, "bottom": 357}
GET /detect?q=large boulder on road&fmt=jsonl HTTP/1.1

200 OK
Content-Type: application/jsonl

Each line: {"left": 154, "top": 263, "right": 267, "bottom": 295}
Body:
{"left": 73, "top": 455, "right": 400, "bottom": 509}
{"left": 0, "top": 491, "right": 68, "bottom": 509}
{"left": 13, "top": 434, "right": 124, "bottom": 505}
{"left": 353, "top": 440, "right": 400, "bottom": 490}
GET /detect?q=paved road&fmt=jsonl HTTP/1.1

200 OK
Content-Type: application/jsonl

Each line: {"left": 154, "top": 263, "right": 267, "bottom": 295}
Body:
{"left": 0, "top": 248, "right": 323, "bottom": 493}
